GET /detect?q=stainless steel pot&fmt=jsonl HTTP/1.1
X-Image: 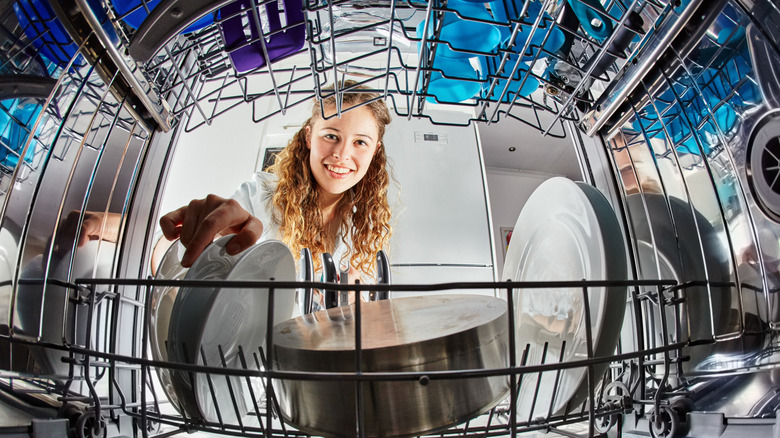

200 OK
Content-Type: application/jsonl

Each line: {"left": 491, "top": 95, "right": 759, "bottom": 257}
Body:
{"left": 271, "top": 294, "right": 510, "bottom": 437}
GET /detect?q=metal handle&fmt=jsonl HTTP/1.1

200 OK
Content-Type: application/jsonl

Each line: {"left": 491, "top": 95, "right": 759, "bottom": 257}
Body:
{"left": 298, "top": 248, "right": 314, "bottom": 314}
{"left": 374, "top": 250, "right": 390, "bottom": 301}
{"left": 338, "top": 258, "right": 349, "bottom": 306}
{"left": 321, "top": 252, "right": 338, "bottom": 309}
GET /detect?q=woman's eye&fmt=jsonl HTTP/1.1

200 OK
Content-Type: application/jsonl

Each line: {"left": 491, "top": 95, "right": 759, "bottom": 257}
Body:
{"left": 324, "top": 133, "right": 338, "bottom": 140}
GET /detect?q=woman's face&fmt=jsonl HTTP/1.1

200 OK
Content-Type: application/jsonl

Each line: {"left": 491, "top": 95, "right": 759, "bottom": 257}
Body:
{"left": 307, "top": 105, "right": 380, "bottom": 201}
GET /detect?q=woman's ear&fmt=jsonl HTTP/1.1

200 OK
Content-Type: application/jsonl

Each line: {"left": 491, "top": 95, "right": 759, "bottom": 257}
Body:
{"left": 305, "top": 125, "right": 311, "bottom": 149}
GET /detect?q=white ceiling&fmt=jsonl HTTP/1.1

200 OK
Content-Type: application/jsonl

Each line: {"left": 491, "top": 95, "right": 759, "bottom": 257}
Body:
{"left": 477, "top": 113, "right": 583, "bottom": 180}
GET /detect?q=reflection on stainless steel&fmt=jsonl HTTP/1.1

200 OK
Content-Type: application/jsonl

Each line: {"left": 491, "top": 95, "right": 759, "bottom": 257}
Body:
{"left": 2, "top": 0, "right": 780, "bottom": 436}
{"left": 625, "top": 194, "right": 731, "bottom": 374}
{"left": 747, "top": 24, "right": 780, "bottom": 109}
{"left": 610, "top": 2, "right": 780, "bottom": 421}
{"left": 0, "top": 66, "right": 86, "bottom": 373}
{"left": 684, "top": 368, "right": 780, "bottom": 418}
{"left": 3, "top": 62, "right": 149, "bottom": 379}
{"left": 272, "top": 294, "right": 509, "bottom": 437}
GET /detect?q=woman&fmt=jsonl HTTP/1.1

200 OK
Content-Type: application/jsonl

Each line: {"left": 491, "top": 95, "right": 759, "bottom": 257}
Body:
{"left": 159, "top": 82, "right": 393, "bottom": 284}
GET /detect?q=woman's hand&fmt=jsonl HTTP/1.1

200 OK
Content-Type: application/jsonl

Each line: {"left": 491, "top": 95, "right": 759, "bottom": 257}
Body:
{"left": 159, "top": 194, "right": 263, "bottom": 267}
{"left": 52, "top": 210, "right": 122, "bottom": 257}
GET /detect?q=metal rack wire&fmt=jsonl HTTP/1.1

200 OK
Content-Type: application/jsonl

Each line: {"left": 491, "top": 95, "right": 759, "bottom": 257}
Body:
{"left": 61, "top": 0, "right": 678, "bottom": 135}
{"left": 2, "top": 276, "right": 699, "bottom": 438}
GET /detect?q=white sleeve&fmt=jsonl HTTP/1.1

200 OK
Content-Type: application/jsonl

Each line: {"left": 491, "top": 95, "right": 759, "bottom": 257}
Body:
{"left": 230, "top": 172, "right": 279, "bottom": 241}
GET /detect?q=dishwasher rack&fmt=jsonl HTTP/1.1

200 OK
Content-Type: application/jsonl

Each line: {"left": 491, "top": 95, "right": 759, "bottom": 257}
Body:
{"left": 2, "top": 0, "right": 688, "bottom": 137}
{"left": 1, "top": 275, "right": 710, "bottom": 438}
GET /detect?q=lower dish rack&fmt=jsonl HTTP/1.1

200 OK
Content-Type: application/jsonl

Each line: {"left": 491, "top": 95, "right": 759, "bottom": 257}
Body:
{"left": 0, "top": 276, "right": 717, "bottom": 438}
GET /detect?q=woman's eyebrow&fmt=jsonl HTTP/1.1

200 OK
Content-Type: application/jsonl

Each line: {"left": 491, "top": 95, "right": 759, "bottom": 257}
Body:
{"left": 356, "top": 133, "right": 375, "bottom": 142}
{"left": 321, "top": 127, "right": 375, "bottom": 142}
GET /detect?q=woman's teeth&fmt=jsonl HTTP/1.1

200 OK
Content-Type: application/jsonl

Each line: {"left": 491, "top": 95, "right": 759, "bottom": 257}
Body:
{"left": 327, "top": 165, "right": 350, "bottom": 174}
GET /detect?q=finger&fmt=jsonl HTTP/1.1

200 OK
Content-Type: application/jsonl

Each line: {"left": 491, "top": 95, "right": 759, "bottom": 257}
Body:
{"left": 180, "top": 199, "right": 249, "bottom": 267}
{"left": 159, "top": 207, "right": 187, "bottom": 240}
{"left": 179, "top": 198, "right": 209, "bottom": 247}
{"left": 224, "top": 216, "right": 264, "bottom": 255}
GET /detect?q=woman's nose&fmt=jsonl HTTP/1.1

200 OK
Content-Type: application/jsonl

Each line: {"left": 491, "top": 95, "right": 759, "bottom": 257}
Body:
{"left": 331, "top": 142, "right": 350, "bottom": 160}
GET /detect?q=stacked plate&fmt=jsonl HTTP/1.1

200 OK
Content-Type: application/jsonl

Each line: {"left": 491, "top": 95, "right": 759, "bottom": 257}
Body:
{"left": 153, "top": 236, "right": 296, "bottom": 424}
{"left": 502, "top": 177, "right": 628, "bottom": 419}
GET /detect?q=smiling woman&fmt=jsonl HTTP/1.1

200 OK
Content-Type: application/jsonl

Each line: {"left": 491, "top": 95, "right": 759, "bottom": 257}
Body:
{"left": 159, "top": 81, "right": 393, "bottom": 285}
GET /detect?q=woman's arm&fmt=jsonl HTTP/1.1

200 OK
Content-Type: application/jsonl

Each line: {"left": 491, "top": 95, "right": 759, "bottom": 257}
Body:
{"left": 159, "top": 194, "right": 264, "bottom": 267}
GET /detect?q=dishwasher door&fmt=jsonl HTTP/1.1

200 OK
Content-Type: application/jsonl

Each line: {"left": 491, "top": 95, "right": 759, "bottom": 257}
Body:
{"left": 1, "top": 0, "right": 779, "bottom": 437}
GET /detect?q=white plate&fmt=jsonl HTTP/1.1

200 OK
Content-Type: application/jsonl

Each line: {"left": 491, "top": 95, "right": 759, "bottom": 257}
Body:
{"left": 501, "top": 177, "right": 627, "bottom": 420}
{"left": 167, "top": 237, "right": 296, "bottom": 424}
{"left": 148, "top": 240, "right": 188, "bottom": 409}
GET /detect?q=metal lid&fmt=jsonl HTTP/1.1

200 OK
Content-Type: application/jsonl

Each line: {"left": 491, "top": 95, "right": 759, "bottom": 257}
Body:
{"left": 273, "top": 294, "right": 507, "bottom": 372}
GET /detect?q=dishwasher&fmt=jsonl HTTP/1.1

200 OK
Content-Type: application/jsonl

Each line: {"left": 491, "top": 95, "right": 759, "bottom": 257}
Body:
{"left": 0, "top": 0, "right": 779, "bottom": 436}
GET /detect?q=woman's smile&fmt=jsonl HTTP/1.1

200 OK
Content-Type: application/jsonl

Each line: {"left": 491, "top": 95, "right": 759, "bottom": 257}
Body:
{"left": 325, "top": 164, "right": 353, "bottom": 176}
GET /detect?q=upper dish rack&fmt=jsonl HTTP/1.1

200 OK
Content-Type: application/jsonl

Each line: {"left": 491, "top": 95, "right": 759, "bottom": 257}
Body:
{"left": 3, "top": 0, "right": 691, "bottom": 136}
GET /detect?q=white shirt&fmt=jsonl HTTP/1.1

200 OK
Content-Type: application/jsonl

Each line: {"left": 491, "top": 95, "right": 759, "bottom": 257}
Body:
{"left": 230, "top": 171, "right": 351, "bottom": 270}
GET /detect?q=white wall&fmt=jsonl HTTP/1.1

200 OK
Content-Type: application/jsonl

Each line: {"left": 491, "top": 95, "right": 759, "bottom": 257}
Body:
{"left": 158, "top": 104, "right": 267, "bottom": 220}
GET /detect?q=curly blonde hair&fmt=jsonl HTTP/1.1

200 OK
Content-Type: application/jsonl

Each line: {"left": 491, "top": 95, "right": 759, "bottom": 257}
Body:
{"left": 267, "top": 82, "right": 392, "bottom": 279}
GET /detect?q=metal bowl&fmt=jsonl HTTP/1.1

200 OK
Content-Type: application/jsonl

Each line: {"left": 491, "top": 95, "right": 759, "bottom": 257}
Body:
{"left": 272, "top": 294, "right": 510, "bottom": 437}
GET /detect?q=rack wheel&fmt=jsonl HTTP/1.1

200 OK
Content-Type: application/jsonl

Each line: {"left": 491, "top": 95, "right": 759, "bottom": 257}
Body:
{"left": 594, "top": 411, "right": 618, "bottom": 434}
{"left": 595, "top": 381, "right": 630, "bottom": 433}
{"left": 649, "top": 406, "right": 679, "bottom": 438}
{"left": 76, "top": 412, "right": 106, "bottom": 438}
{"left": 136, "top": 405, "right": 161, "bottom": 434}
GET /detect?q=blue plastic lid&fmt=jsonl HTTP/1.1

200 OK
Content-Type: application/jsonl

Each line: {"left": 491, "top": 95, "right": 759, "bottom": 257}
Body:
{"left": 416, "top": 0, "right": 502, "bottom": 55}
{"left": 481, "top": 54, "right": 540, "bottom": 101}
{"left": 490, "top": 1, "right": 565, "bottom": 61}
{"left": 421, "top": 54, "right": 483, "bottom": 103}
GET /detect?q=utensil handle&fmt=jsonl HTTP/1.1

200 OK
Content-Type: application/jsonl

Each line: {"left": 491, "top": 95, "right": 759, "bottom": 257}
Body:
{"left": 299, "top": 248, "right": 314, "bottom": 314}
{"left": 374, "top": 250, "right": 391, "bottom": 301}
{"left": 322, "top": 253, "right": 338, "bottom": 308}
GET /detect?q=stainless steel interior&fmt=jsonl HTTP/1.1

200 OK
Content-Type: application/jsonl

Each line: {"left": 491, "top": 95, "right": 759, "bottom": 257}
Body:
{"left": 1, "top": 0, "right": 779, "bottom": 437}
